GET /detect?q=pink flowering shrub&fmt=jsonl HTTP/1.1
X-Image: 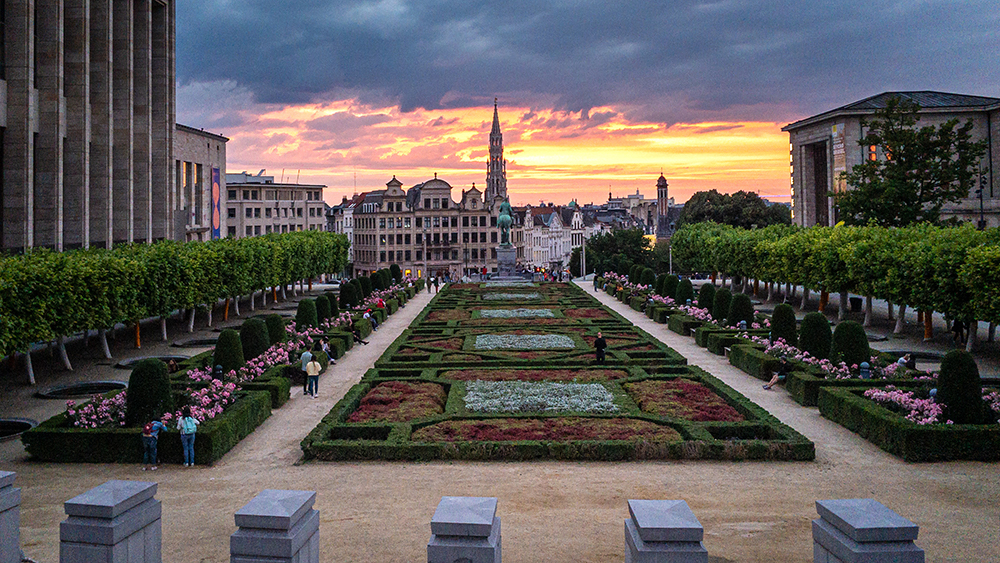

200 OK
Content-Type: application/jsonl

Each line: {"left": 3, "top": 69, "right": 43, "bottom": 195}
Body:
{"left": 863, "top": 386, "right": 949, "bottom": 425}
{"left": 677, "top": 305, "right": 713, "bottom": 323}
{"left": 983, "top": 389, "right": 1000, "bottom": 423}
{"left": 65, "top": 392, "right": 128, "bottom": 428}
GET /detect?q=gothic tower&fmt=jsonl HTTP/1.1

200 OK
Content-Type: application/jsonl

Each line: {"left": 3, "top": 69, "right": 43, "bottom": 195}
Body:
{"left": 656, "top": 173, "right": 669, "bottom": 219}
{"left": 485, "top": 98, "right": 508, "bottom": 206}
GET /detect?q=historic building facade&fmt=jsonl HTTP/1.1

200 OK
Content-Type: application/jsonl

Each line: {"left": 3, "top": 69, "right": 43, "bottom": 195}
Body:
{"left": 224, "top": 171, "right": 326, "bottom": 238}
{"left": 2, "top": 0, "right": 177, "bottom": 252}
{"left": 173, "top": 125, "right": 227, "bottom": 242}
{"left": 783, "top": 91, "right": 1000, "bottom": 228}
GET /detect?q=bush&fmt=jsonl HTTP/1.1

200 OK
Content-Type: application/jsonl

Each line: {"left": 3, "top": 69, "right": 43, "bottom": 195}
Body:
{"left": 124, "top": 359, "right": 175, "bottom": 427}
{"left": 937, "top": 350, "right": 983, "bottom": 424}
{"left": 728, "top": 293, "right": 755, "bottom": 328}
{"left": 832, "top": 320, "right": 869, "bottom": 368}
{"left": 390, "top": 264, "right": 402, "bottom": 283}
{"left": 675, "top": 278, "right": 694, "bottom": 305}
{"left": 640, "top": 268, "right": 656, "bottom": 287}
{"left": 239, "top": 318, "right": 271, "bottom": 361}
{"left": 265, "top": 314, "right": 286, "bottom": 345}
{"left": 697, "top": 283, "right": 716, "bottom": 310}
{"left": 296, "top": 298, "right": 319, "bottom": 328}
{"left": 315, "top": 294, "right": 332, "bottom": 321}
{"left": 325, "top": 291, "right": 340, "bottom": 317}
{"left": 798, "top": 312, "right": 832, "bottom": 360}
{"left": 770, "top": 303, "right": 797, "bottom": 345}
{"left": 340, "top": 282, "right": 358, "bottom": 310}
{"left": 712, "top": 288, "right": 732, "bottom": 322}
{"left": 654, "top": 274, "right": 667, "bottom": 297}
{"left": 663, "top": 275, "right": 679, "bottom": 299}
{"left": 359, "top": 276, "right": 373, "bottom": 297}
{"left": 213, "top": 329, "right": 245, "bottom": 375}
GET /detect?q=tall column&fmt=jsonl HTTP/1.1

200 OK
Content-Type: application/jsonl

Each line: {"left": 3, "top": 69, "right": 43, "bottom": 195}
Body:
{"left": 112, "top": 0, "right": 133, "bottom": 244}
{"left": 2, "top": 0, "right": 35, "bottom": 251}
{"left": 88, "top": 0, "right": 114, "bottom": 248}
{"left": 63, "top": 0, "right": 90, "bottom": 249}
{"left": 0, "top": 472, "right": 21, "bottom": 563}
{"left": 34, "top": 0, "right": 66, "bottom": 249}
{"left": 149, "top": 0, "right": 172, "bottom": 241}
{"left": 131, "top": 0, "right": 152, "bottom": 243}
{"left": 60, "top": 481, "right": 162, "bottom": 563}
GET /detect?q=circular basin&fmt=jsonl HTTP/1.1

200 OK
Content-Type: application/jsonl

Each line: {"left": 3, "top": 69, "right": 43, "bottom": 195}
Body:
{"left": 114, "top": 355, "right": 190, "bottom": 369}
{"left": 0, "top": 419, "right": 38, "bottom": 442}
{"left": 35, "top": 381, "right": 127, "bottom": 400}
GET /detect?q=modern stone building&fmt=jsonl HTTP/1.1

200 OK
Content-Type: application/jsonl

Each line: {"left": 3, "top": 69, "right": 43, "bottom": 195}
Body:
{"left": 173, "top": 124, "right": 227, "bottom": 241}
{"left": 224, "top": 171, "right": 326, "bottom": 238}
{"left": 1, "top": 0, "right": 176, "bottom": 252}
{"left": 783, "top": 91, "right": 1000, "bottom": 228}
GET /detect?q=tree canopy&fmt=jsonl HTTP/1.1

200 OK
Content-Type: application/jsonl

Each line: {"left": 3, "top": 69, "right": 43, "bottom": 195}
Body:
{"left": 586, "top": 228, "right": 652, "bottom": 276}
{"left": 678, "top": 189, "right": 790, "bottom": 229}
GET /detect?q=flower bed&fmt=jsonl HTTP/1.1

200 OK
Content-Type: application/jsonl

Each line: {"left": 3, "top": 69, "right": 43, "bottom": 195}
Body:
{"left": 442, "top": 369, "right": 627, "bottom": 382}
{"left": 463, "top": 381, "right": 618, "bottom": 414}
{"left": 412, "top": 417, "right": 680, "bottom": 442}
{"left": 479, "top": 308, "right": 555, "bottom": 319}
{"left": 563, "top": 308, "right": 611, "bottom": 319}
{"left": 474, "top": 334, "right": 575, "bottom": 350}
{"left": 347, "top": 381, "right": 447, "bottom": 423}
{"left": 482, "top": 292, "right": 541, "bottom": 300}
{"left": 625, "top": 379, "right": 744, "bottom": 422}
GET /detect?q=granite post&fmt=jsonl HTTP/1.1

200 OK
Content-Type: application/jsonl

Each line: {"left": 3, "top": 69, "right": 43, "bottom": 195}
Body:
{"left": 427, "top": 496, "right": 501, "bottom": 563}
{"left": 59, "top": 480, "right": 161, "bottom": 563}
{"left": 813, "top": 499, "right": 924, "bottom": 563}
{"left": 625, "top": 499, "right": 708, "bottom": 563}
{"left": 0, "top": 472, "right": 21, "bottom": 563}
{"left": 230, "top": 489, "right": 319, "bottom": 563}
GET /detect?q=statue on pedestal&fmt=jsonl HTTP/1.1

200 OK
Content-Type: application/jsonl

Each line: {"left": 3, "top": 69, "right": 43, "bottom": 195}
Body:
{"left": 498, "top": 198, "right": 513, "bottom": 247}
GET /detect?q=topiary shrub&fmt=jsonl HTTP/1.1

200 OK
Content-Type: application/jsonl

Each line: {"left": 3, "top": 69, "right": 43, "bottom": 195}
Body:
{"left": 265, "top": 314, "right": 286, "bottom": 345}
{"left": 325, "top": 292, "right": 340, "bottom": 317}
{"left": 372, "top": 271, "right": 386, "bottom": 291}
{"left": 239, "top": 318, "right": 271, "bottom": 361}
{"left": 937, "top": 350, "right": 983, "bottom": 424}
{"left": 315, "top": 294, "right": 331, "bottom": 321}
{"left": 125, "top": 359, "right": 175, "bottom": 427}
{"left": 296, "top": 298, "right": 319, "bottom": 328}
{"left": 340, "top": 283, "right": 358, "bottom": 310}
{"left": 663, "top": 275, "right": 679, "bottom": 299}
{"left": 640, "top": 268, "right": 656, "bottom": 287}
{"left": 728, "top": 293, "right": 755, "bottom": 328}
{"left": 629, "top": 264, "right": 641, "bottom": 283}
{"left": 675, "top": 278, "right": 694, "bottom": 305}
{"left": 213, "top": 329, "right": 245, "bottom": 376}
{"left": 697, "top": 283, "right": 716, "bottom": 310}
{"left": 655, "top": 274, "right": 667, "bottom": 297}
{"left": 358, "top": 276, "right": 372, "bottom": 298}
{"left": 712, "top": 287, "right": 732, "bottom": 322}
{"left": 770, "top": 303, "right": 797, "bottom": 345}
{"left": 390, "top": 264, "right": 402, "bottom": 283}
{"left": 832, "top": 320, "right": 870, "bottom": 368}
{"left": 798, "top": 312, "right": 832, "bottom": 360}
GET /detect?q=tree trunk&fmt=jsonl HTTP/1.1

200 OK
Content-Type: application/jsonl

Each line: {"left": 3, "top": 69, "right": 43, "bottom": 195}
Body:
{"left": 273, "top": 287, "right": 278, "bottom": 302}
{"left": 711, "top": 272, "right": 716, "bottom": 284}
{"left": 281, "top": 285, "right": 288, "bottom": 300}
{"left": 250, "top": 291, "right": 255, "bottom": 311}
{"left": 720, "top": 275, "right": 727, "bottom": 289}
{"left": 784, "top": 282, "right": 792, "bottom": 303}
{"left": 161, "top": 317, "right": 168, "bottom": 341}
{"left": 208, "top": 305, "right": 214, "bottom": 327}
{"left": 988, "top": 321, "right": 996, "bottom": 343}
{"left": 188, "top": 308, "right": 196, "bottom": 333}
{"left": 887, "top": 300, "right": 895, "bottom": 322}
{"left": 234, "top": 295, "right": 241, "bottom": 317}
{"left": 224, "top": 297, "right": 230, "bottom": 321}
{"left": 766, "top": 282, "right": 774, "bottom": 302}
{"left": 291, "top": 282, "right": 298, "bottom": 297}
{"left": 916, "top": 310, "right": 924, "bottom": 323}
{"left": 863, "top": 296, "right": 873, "bottom": 327}
{"left": 838, "top": 290, "right": 849, "bottom": 321}
{"left": 818, "top": 291, "right": 829, "bottom": 313}
{"left": 58, "top": 335, "right": 74, "bottom": 371}
{"left": 753, "top": 279, "right": 759, "bottom": 297}
{"left": 966, "top": 320, "right": 979, "bottom": 352}
{"left": 923, "top": 311, "right": 934, "bottom": 341}
{"left": 894, "top": 304, "right": 907, "bottom": 334}
{"left": 135, "top": 323, "right": 142, "bottom": 349}
{"left": 800, "top": 287, "right": 810, "bottom": 310}
{"left": 309, "top": 279, "right": 313, "bottom": 291}
{"left": 99, "top": 328, "right": 112, "bottom": 360}
{"left": 741, "top": 277, "right": 748, "bottom": 294}
{"left": 263, "top": 288, "right": 268, "bottom": 307}
{"left": 25, "top": 352, "right": 35, "bottom": 386}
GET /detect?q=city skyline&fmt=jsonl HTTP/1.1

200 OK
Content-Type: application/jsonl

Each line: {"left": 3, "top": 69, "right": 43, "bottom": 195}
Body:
{"left": 175, "top": 1, "right": 1000, "bottom": 205}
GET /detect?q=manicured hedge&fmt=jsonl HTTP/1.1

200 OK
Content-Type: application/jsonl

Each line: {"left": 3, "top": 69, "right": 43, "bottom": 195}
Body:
{"left": 727, "top": 344, "right": 782, "bottom": 381}
{"left": 706, "top": 331, "right": 769, "bottom": 356}
{"left": 667, "top": 314, "right": 704, "bottom": 336}
{"left": 22, "top": 390, "right": 271, "bottom": 465}
{"left": 817, "top": 387, "right": 1000, "bottom": 462}
{"left": 785, "top": 371, "right": 921, "bottom": 407}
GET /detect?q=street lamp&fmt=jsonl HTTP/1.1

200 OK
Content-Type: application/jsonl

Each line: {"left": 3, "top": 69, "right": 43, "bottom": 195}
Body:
{"left": 975, "top": 163, "right": 987, "bottom": 231}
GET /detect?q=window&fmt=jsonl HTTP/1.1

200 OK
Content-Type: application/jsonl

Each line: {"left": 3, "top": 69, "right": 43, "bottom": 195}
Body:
{"left": 282, "top": 225, "right": 288, "bottom": 233}
{"left": 441, "top": 199, "right": 448, "bottom": 209}
{"left": 433, "top": 198, "right": 440, "bottom": 209}
{"left": 472, "top": 249, "right": 479, "bottom": 260}
{"left": 396, "top": 217, "right": 402, "bottom": 228}
{"left": 283, "top": 208, "right": 289, "bottom": 218}
{"left": 405, "top": 234, "right": 411, "bottom": 244}
{"left": 251, "top": 190, "right": 258, "bottom": 200}
{"left": 228, "top": 226, "right": 236, "bottom": 237}
{"left": 424, "top": 198, "right": 431, "bottom": 208}
{"left": 416, "top": 217, "right": 423, "bottom": 228}
{"left": 463, "top": 232, "right": 469, "bottom": 243}
{"left": 379, "top": 218, "right": 385, "bottom": 228}
{"left": 396, "top": 234, "right": 403, "bottom": 244}
{"left": 463, "top": 216, "right": 469, "bottom": 227}
{"left": 433, "top": 217, "right": 440, "bottom": 227}
{"left": 451, "top": 217, "right": 457, "bottom": 227}
{"left": 266, "top": 226, "right": 272, "bottom": 234}
{"left": 243, "top": 190, "right": 250, "bottom": 200}
{"left": 254, "top": 208, "right": 261, "bottom": 218}
{"left": 491, "top": 232, "right": 497, "bottom": 243}
{"left": 451, "top": 233, "right": 457, "bottom": 243}
{"left": 245, "top": 226, "right": 253, "bottom": 236}
{"left": 396, "top": 251, "right": 403, "bottom": 261}
{"left": 405, "top": 250, "right": 411, "bottom": 261}
{"left": 481, "top": 216, "right": 486, "bottom": 225}
{"left": 227, "top": 208, "right": 236, "bottom": 218}
{"left": 309, "top": 208, "right": 315, "bottom": 217}
{"left": 471, "top": 216, "right": 478, "bottom": 227}
{"left": 265, "top": 208, "right": 272, "bottom": 218}
{"left": 254, "top": 226, "right": 261, "bottom": 235}
{"left": 380, "top": 235, "right": 387, "bottom": 245}
{"left": 245, "top": 208, "right": 253, "bottom": 218}
{"left": 297, "top": 208, "right": 303, "bottom": 217}
{"left": 416, "top": 250, "right": 422, "bottom": 261}
{"left": 471, "top": 232, "right": 478, "bottom": 243}
{"left": 396, "top": 202, "right": 403, "bottom": 212}
{"left": 491, "top": 217, "right": 497, "bottom": 227}
{"left": 452, "top": 250, "right": 458, "bottom": 260}
{"left": 228, "top": 189, "right": 237, "bottom": 200}
{"left": 472, "top": 200, "right": 477, "bottom": 209}
{"left": 404, "top": 217, "right": 411, "bottom": 228}
{"left": 380, "top": 251, "right": 386, "bottom": 262}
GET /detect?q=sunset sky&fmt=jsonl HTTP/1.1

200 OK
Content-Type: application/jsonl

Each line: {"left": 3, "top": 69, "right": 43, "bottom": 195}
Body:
{"left": 175, "top": 1, "right": 999, "bottom": 206}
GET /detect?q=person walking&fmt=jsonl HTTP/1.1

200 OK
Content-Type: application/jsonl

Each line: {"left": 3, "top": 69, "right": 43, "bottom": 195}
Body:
{"left": 305, "top": 355, "right": 322, "bottom": 398}
{"left": 594, "top": 331, "right": 607, "bottom": 364}
{"left": 177, "top": 406, "right": 200, "bottom": 467}
{"left": 140, "top": 416, "right": 167, "bottom": 471}
{"left": 433, "top": 275, "right": 440, "bottom": 293}
{"left": 299, "top": 347, "right": 313, "bottom": 395}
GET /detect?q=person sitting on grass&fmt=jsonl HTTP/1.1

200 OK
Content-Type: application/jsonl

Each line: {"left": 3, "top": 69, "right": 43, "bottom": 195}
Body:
{"left": 763, "top": 359, "right": 793, "bottom": 390}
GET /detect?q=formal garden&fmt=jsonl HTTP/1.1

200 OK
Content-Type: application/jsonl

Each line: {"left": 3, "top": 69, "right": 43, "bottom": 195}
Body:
{"left": 594, "top": 228, "right": 1000, "bottom": 462}
{"left": 300, "top": 281, "right": 814, "bottom": 462}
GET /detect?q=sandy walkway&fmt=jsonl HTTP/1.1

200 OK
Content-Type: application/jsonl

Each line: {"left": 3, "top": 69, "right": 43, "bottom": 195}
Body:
{"left": 1, "top": 283, "right": 996, "bottom": 563}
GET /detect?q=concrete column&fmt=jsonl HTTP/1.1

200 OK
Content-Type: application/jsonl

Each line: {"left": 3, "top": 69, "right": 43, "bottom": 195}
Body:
{"left": 149, "top": 0, "right": 172, "bottom": 241}
{"left": 0, "top": 472, "right": 21, "bottom": 563}
{"left": 131, "top": 0, "right": 152, "bottom": 243}
{"left": 625, "top": 499, "right": 707, "bottom": 563}
{"left": 812, "top": 499, "right": 924, "bottom": 563}
{"left": 63, "top": 0, "right": 91, "bottom": 249}
{"left": 60, "top": 480, "right": 161, "bottom": 563}
{"left": 427, "top": 496, "right": 501, "bottom": 563}
{"left": 34, "top": 0, "right": 66, "bottom": 250}
{"left": 88, "top": 0, "right": 114, "bottom": 248}
{"left": 2, "top": 0, "right": 35, "bottom": 251}
{"left": 112, "top": 0, "right": 134, "bottom": 244}
{"left": 230, "top": 489, "right": 319, "bottom": 563}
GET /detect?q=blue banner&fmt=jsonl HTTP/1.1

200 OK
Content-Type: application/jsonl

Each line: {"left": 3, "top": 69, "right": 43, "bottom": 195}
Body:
{"left": 211, "top": 167, "right": 221, "bottom": 239}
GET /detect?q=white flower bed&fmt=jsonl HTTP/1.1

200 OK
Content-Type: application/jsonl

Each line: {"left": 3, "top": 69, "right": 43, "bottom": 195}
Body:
{"left": 475, "top": 334, "right": 575, "bottom": 349}
{"left": 483, "top": 281, "right": 535, "bottom": 288}
{"left": 464, "top": 381, "right": 619, "bottom": 414}
{"left": 479, "top": 308, "right": 555, "bottom": 319}
{"left": 482, "top": 292, "right": 541, "bottom": 301}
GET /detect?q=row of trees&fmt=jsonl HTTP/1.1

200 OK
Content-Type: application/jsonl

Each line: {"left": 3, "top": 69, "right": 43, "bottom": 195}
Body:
{"left": 670, "top": 221, "right": 1000, "bottom": 328}
{"left": 0, "top": 231, "right": 350, "bottom": 381}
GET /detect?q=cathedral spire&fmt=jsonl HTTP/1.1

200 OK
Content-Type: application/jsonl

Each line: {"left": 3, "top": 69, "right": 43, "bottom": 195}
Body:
{"left": 485, "top": 98, "right": 507, "bottom": 206}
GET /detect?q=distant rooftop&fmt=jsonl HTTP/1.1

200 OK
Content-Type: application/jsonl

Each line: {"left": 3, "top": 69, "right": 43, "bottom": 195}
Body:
{"left": 783, "top": 91, "right": 1000, "bottom": 131}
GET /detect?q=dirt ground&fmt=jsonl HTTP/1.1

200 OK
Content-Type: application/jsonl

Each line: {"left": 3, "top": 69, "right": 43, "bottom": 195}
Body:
{"left": 1, "top": 283, "right": 996, "bottom": 563}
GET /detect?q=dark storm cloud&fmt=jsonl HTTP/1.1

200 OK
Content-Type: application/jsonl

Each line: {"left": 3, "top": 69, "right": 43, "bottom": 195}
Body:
{"left": 177, "top": 0, "right": 1000, "bottom": 124}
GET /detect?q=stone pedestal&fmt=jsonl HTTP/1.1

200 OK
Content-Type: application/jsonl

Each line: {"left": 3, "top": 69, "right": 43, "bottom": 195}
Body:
{"left": 496, "top": 246, "right": 517, "bottom": 278}
{"left": 60, "top": 480, "right": 161, "bottom": 563}
{"left": 427, "top": 496, "right": 501, "bottom": 563}
{"left": 0, "top": 472, "right": 20, "bottom": 563}
{"left": 813, "top": 499, "right": 924, "bottom": 563}
{"left": 625, "top": 499, "right": 707, "bottom": 563}
{"left": 230, "top": 490, "right": 319, "bottom": 563}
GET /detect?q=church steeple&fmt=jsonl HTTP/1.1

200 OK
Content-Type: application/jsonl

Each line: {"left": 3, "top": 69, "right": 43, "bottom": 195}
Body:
{"left": 485, "top": 98, "right": 507, "bottom": 206}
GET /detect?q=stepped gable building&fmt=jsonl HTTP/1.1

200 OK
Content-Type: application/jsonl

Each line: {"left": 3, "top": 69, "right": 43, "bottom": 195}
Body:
{"left": 783, "top": 91, "right": 1000, "bottom": 228}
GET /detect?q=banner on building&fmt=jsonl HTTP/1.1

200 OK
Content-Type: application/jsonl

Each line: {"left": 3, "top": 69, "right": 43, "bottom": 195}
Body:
{"left": 211, "top": 167, "right": 221, "bottom": 239}
{"left": 832, "top": 123, "right": 846, "bottom": 193}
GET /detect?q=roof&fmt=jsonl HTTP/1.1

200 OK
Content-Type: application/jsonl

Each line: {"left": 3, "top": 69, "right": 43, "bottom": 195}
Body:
{"left": 176, "top": 123, "right": 229, "bottom": 142}
{"left": 783, "top": 91, "right": 1000, "bottom": 131}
